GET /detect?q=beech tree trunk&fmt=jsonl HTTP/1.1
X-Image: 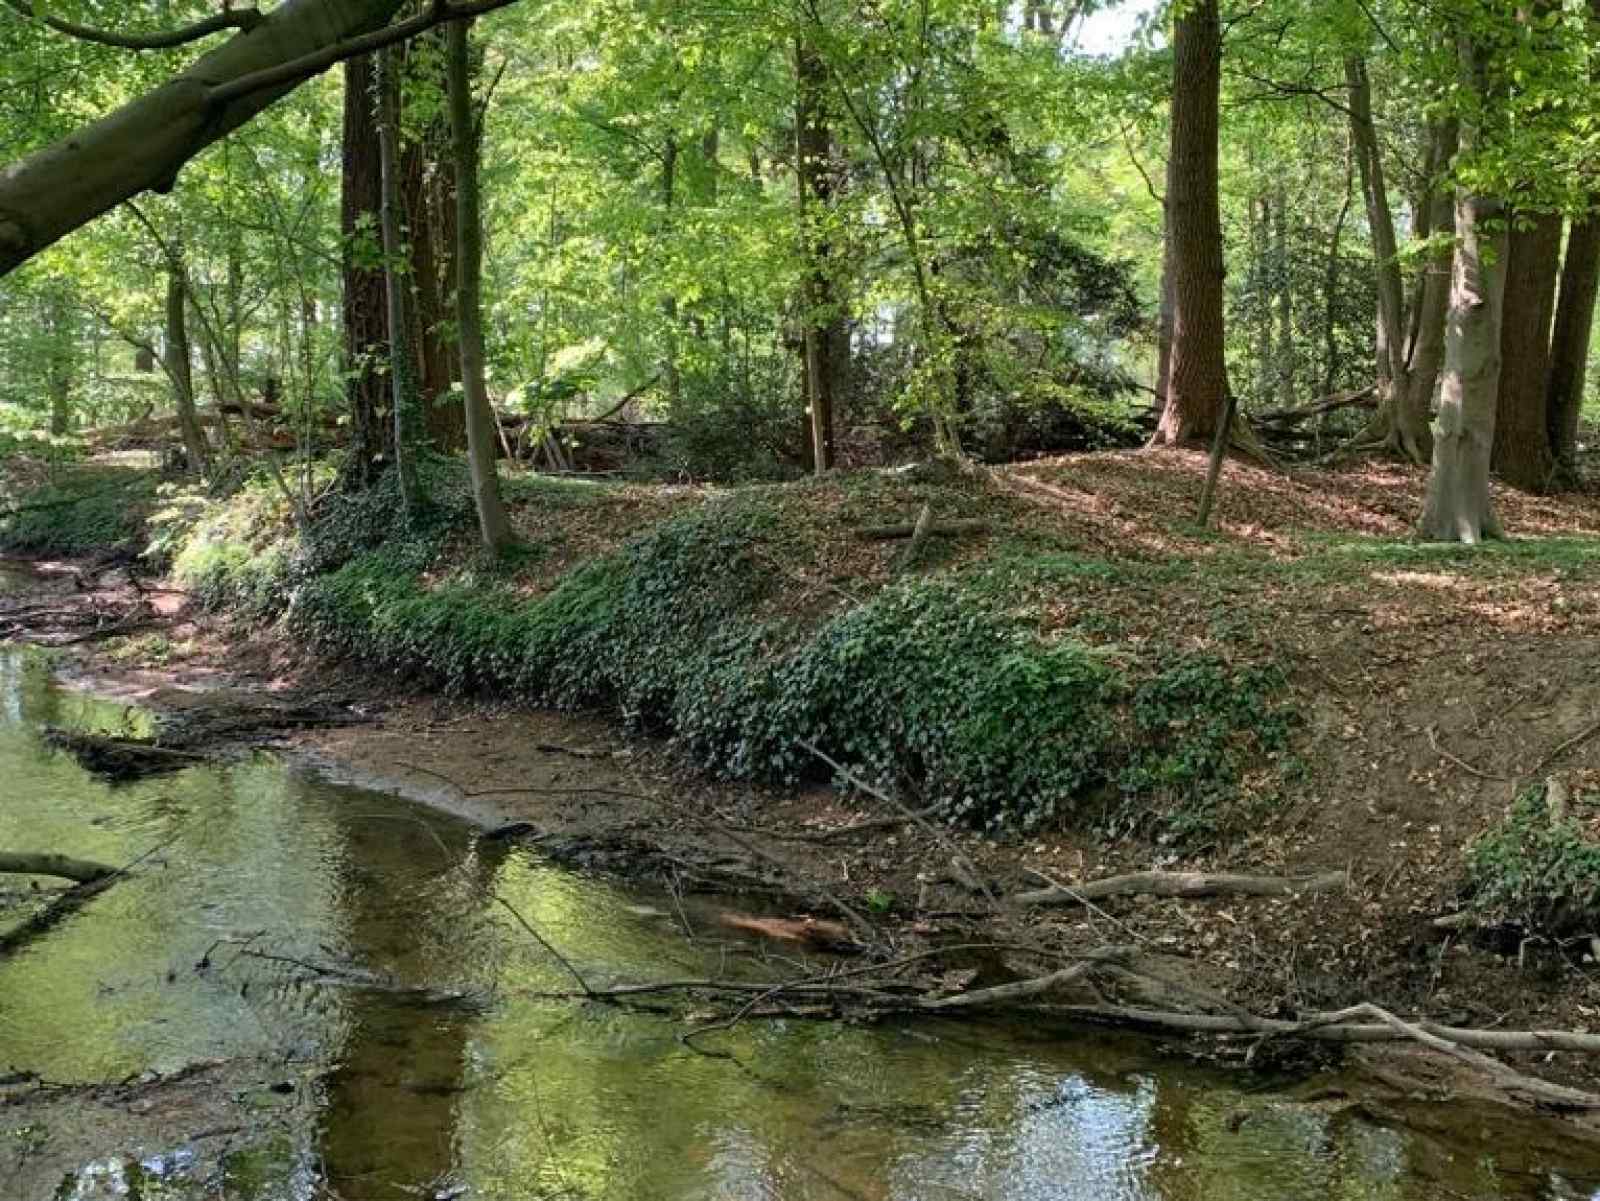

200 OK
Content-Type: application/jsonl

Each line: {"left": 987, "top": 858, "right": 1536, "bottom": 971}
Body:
{"left": 447, "top": 17, "right": 511, "bottom": 553}
{"left": 1418, "top": 38, "right": 1508, "bottom": 544}
{"left": 1492, "top": 211, "right": 1562, "bottom": 491}
{"left": 1547, "top": 211, "right": 1600, "bottom": 487}
{"left": 341, "top": 54, "right": 391, "bottom": 489}
{"left": 0, "top": 0, "right": 413, "bottom": 278}
{"left": 1154, "top": 0, "right": 1229, "bottom": 446}
{"left": 378, "top": 44, "right": 421, "bottom": 518}
{"left": 796, "top": 35, "right": 838, "bottom": 473}
{"left": 43, "top": 287, "right": 72, "bottom": 437}
{"left": 165, "top": 258, "right": 210, "bottom": 475}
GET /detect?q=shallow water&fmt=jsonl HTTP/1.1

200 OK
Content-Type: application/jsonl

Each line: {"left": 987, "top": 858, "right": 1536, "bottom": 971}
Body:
{"left": 2, "top": 648, "right": 1599, "bottom": 1200}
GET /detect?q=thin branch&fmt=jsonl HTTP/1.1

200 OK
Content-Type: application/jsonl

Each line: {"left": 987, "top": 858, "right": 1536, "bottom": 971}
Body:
{"left": 0, "top": 0, "right": 263, "bottom": 50}
{"left": 493, "top": 895, "right": 594, "bottom": 998}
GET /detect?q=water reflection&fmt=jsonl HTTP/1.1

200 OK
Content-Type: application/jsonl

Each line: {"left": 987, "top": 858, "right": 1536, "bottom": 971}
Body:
{"left": 3, "top": 646, "right": 1600, "bottom": 1200}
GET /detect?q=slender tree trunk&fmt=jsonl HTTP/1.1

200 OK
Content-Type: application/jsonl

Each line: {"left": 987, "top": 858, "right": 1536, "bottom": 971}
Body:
{"left": 43, "top": 287, "right": 71, "bottom": 436}
{"left": 165, "top": 257, "right": 209, "bottom": 475}
{"left": 1403, "top": 119, "right": 1459, "bottom": 426}
{"left": 1249, "top": 194, "right": 1272, "bottom": 405}
{"left": 1274, "top": 188, "right": 1293, "bottom": 406}
{"left": 1345, "top": 56, "right": 1429, "bottom": 462}
{"left": 1419, "top": 37, "right": 1508, "bottom": 543}
{"left": 447, "top": 17, "right": 510, "bottom": 553}
{"left": 1492, "top": 210, "right": 1562, "bottom": 491}
{"left": 1154, "top": 0, "right": 1229, "bottom": 446}
{"left": 795, "top": 35, "right": 837, "bottom": 473}
{"left": 1154, "top": 209, "right": 1175, "bottom": 421}
{"left": 1547, "top": 211, "right": 1600, "bottom": 487}
{"left": 378, "top": 43, "right": 421, "bottom": 518}
{"left": 1322, "top": 136, "right": 1354, "bottom": 395}
{"left": 340, "top": 54, "right": 390, "bottom": 489}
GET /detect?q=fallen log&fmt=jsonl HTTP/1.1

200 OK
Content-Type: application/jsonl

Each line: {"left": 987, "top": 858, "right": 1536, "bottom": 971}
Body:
{"left": 853, "top": 518, "right": 988, "bottom": 541}
{"left": 1009, "top": 869, "right": 1348, "bottom": 909}
{"left": 42, "top": 728, "right": 208, "bottom": 782}
{"left": 0, "top": 852, "right": 115, "bottom": 883}
{"left": 1253, "top": 385, "right": 1377, "bottom": 426}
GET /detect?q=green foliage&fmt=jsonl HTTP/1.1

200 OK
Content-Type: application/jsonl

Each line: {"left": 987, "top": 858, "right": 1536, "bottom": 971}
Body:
{"left": 0, "top": 468, "right": 156, "bottom": 554}
{"left": 1466, "top": 785, "right": 1600, "bottom": 936}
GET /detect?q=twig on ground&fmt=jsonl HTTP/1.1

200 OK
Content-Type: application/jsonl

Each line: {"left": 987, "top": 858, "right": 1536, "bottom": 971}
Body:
{"left": 1008, "top": 869, "right": 1348, "bottom": 909}
{"left": 1529, "top": 716, "right": 1600, "bottom": 779}
{"left": 1425, "top": 724, "right": 1508, "bottom": 782}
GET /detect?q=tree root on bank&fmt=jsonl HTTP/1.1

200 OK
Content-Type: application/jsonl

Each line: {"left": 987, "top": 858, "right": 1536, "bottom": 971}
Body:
{"left": 1008, "top": 869, "right": 1348, "bottom": 908}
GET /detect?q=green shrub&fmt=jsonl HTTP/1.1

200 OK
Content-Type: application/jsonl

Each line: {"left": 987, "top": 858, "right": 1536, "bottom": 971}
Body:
{"left": 1466, "top": 785, "right": 1600, "bottom": 935}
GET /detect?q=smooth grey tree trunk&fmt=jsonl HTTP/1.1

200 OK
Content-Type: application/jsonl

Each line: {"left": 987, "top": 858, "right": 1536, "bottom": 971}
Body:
{"left": 446, "top": 17, "right": 510, "bottom": 553}
{"left": 1418, "top": 38, "right": 1508, "bottom": 543}
{"left": 1547, "top": 212, "right": 1600, "bottom": 486}
{"left": 0, "top": 0, "right": 413, "bottom": 278}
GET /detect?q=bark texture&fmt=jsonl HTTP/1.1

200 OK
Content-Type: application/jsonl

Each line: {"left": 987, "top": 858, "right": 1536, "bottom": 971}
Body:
{"left": 1154, "top": 0, "right": 1228, "bottom": 446}
{"left": 1547, "top": 212, "right": 1600, "bottom": 486}
{"left": 1418, "top": 37, "right": 1507, "bottom": 544}
{"left": 1492, "top": 211, "right": 1562, "bottom": 491}
{"left": 341, "top": 54, "right": 391, "bottom": 488}
{"left": 447, "top": 17, "right": 511, "bottom": 552}
{"left": 378, "top": 44, "right": 421, "bottom": 518}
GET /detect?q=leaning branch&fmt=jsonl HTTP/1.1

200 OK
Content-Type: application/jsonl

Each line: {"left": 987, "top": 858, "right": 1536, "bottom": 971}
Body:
{"left": 0, "top": 0, "right": 262, "bottom": 50}
{"left": 208, "top": 0, "right": 521, "bottom": 106}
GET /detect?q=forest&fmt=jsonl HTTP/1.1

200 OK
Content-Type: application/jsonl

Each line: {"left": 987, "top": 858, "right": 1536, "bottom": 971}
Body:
{"left": 9, "top": 0, "right": 1600, "bottom": 1196}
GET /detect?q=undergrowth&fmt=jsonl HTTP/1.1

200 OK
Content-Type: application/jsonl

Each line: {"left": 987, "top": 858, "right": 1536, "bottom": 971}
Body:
{"left": 0, "top": 467, "right": 157, "bottom": 554}
{"left": 1466, "top": 784, "right": 1600, "bottom": 936}
{"left": 25, "top": 457, "right": 1298, "bottom": 840}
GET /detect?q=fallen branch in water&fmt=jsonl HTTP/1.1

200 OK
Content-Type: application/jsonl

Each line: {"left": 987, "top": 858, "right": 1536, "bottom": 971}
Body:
{"left": 0, "top": 838, "right": 174, "bottom": 958}
{"left": 1009, "top": 869, "right": 1348, "bottom": 909}
{"left": 0, "top": 851, "right": 116, "bottom": 883}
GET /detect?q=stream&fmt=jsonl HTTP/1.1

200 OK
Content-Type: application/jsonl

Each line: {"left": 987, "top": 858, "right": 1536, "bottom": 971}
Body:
{"left": 3, "top": 646, "right": 1600, "bottom": 1200}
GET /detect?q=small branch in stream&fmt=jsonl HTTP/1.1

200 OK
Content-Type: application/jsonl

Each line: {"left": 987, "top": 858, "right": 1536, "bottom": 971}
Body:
{"left": 493, "top": 895, "right": 595, "bottom": 998}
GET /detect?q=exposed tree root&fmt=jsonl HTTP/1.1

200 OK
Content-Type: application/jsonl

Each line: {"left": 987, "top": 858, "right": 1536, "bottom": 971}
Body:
{"left": 1009, "top": 869, "right": 1348, "bottom": 909}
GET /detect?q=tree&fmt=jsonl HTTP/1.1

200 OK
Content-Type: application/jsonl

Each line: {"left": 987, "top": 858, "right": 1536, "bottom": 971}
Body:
{"left": 1154, "top": 0, "right": 1229, "bottom": 446}
{"left": 341, "top": 53, "right": 391, "bottom": 489}
{"left": 447, "top": 16, "right": 511, "bottom": 552}
{"left": 1547, "top": 210, "right": 1600, "bottom": 486}
{"left": 378, "top": 43, "right": 422, "bottom": 518}
{"left": 795, "top": 31, "right": 839, "bottom": 473}
{"left": 0, "top": 0, "right": 520, "bottom": 280}
{"left": 1492, "top": 210, "right": 1561, "bottom": 491}
{"left": 1418, "top": 30, "right": 1508, "bottom": 544}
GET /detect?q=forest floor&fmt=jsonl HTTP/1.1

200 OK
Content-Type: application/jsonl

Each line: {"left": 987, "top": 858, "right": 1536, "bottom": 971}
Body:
{"left": 9, "top": 447, "right": 1600, "bottom": 1121}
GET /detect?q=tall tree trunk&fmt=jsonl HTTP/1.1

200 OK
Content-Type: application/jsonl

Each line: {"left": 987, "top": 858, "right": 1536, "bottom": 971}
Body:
{"left": 378, "top": 43, "right": 421, "bottom": 518}
{"left": 165, "top": 257, "right": 209, "bottom": 475}
{"left": 1419, "top": 37, "right": 1508, "bottom": 544}
{"left": 1321, "top": 137, "right": 1354, "bottom": 395}
{"left": 795, "top": 35, "right": 837, "bottom": 473}
{"left": 447, "top": 17, "right": 510, "bottom": 553}
{"left": 341, "top": 54, "right": 391, "bottom": 489}
{"left": 1492, "top": 211, "right": 1562, "bottom": 491}
{"left": 1345, "top": 56, "right": 1429, "bottom": 462}
{"left": 1154, "top": 0, "right": 1229, "bottom": 446}
{"left": 1547, "top": 211, "right": 1600, "bottom": 487}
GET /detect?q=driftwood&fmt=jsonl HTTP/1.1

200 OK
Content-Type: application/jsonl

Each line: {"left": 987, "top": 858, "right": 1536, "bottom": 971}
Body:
{"left": 854, "top": 518, "right": 988, "bottom": 541}
{"left": 1009, "top": 869, "right": 1348, "bottom": 909}
{"left": 0, "top": 852, "right": 115, "bottom": 883}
